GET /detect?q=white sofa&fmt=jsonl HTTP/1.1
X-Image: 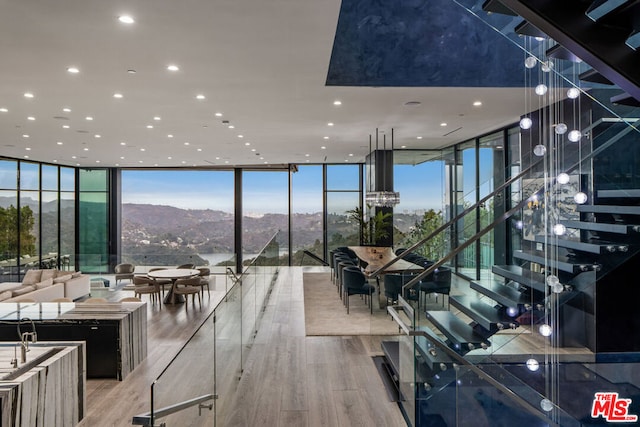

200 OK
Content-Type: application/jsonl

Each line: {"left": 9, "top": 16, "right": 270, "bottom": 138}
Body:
{"left": 0, "top": 269, "right": 91, "bottom": 302}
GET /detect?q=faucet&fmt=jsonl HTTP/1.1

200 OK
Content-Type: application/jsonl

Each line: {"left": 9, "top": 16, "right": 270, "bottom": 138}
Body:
{"left": 17, "top": 318, "right": 37, "bottom": 363}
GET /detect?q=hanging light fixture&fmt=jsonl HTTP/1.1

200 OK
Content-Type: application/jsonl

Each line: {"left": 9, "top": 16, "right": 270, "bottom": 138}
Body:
{"left": 365, "top": 128, "right": 400, "bottom": 207}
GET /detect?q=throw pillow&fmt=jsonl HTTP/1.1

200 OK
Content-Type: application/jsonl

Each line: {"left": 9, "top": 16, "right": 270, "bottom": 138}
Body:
{"left": 0, "top": 290, "right": 12, "bottom": 301}
{"left": 0, "top": 282, "right": 23, "bottom": 293}
{"left": 40, "top": 269, "right": 57, "bottom": 281}
{"left": 35, "top": 278, "right": 54, "bottom": 289}
{"left": 71, "top": 271, "right": 82, "bottom": 278}
{"left": 12, "top": 285, "right": 36, "bottom": 297}
{"left": 22, "top": 269, "right": 42, "bottom": 285}
{"left": 53, "top": 274, "right": 73, "bottom": 283}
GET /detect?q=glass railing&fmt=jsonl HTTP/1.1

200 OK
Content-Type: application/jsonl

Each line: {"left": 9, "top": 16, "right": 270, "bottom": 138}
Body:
{"left": 132, "top": 232, "right": 280, "bottom": 426}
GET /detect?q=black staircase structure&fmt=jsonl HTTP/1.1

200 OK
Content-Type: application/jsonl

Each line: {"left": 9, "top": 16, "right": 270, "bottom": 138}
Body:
{"left": 379, "top": 1, "right": 640, "bottom": 425}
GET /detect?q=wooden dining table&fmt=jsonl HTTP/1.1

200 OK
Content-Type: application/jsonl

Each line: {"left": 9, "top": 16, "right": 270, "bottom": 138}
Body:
{"left": 147, "top": 268, "right": 200, "bottom": 304}
{"left": 347, "top": 246, "right": 423, "bottom": 276}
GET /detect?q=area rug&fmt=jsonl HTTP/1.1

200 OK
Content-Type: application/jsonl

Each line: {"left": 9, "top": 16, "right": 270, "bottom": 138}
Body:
{"left": 303, "top": 272, "right": 400, "bottom": 336}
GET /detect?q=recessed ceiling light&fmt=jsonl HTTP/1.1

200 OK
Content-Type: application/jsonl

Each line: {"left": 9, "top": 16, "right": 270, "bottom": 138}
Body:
{"left": 57, "top": 141, "right": 63, "bottom": 145}
{"left": 264, "top": 161, "right": 268, "bottom": 164}
{"left": 71, "top": 156, "right": 77, "bottom": 159}
{"left": 95, "top": 160, "right": 100, "bottom": 163}
{"left": 63, "top": 125, "right": 70, "bottom": 129}
{"left": 23, "top": 155, "right": 29, "bottom": 159}
{"left": 215, "top": 112, "right": 223, "bottom": 117}
{"left": 167, "top": 134, "right": 173, "bottom": 138}
{"left": 113, "top": 93, "right": 123, "bottom": 99}
{"left": 0, "top": 108, "right": 7, "bottom": 113}
{"left": 181, "top": 161, "right": 186, "bottom": 164}
{"left": 305, "top": 154, "right": 310, "bottom": 157}
{"left": 167, "top": 156, "right": 172, "bottom": 160}
{"left": 25, "top": 147, "right": 31, "bottom": 151}
{"left": 83, "top": 148, "right": 89, "bottom": 151}
{"left": 67, "top": 67, "right": 79, "bottom": 74}
{"left": 321, "top": 146, "right": 326, "bottom": 149}
{"left": 251, "top": 148, "right": 256, "bottom": 152}
{"left": 401, "top": 145, "right": 406, "bottom": 148}
{"left": 333, "top": 100, "right": 342, "bottom": 106}
{"left": 473, "top": 101, "right": 482, "bottom": 106}
{"left": 27, "top": 116, "right": 35, "bottom": 121}
{"left": 153, "top": 116, "right": 161, "bottom": 121}
{"left": 94, "top": 134, "right": 101, "bottom": 138}
{"left": 196, "top": 94, "right": 206, "bottom": 100}
{"left": 224, "top": 160, "right": 229, "bottom": 164}
{"left": 228, "top": 125, "right": 235, "bottom": 129}
{"left": 127, "top": 69, "right": 136, "bottom": 74}
{"left": 24, "top": 92, "right": 34, "bottom": 98}
{"left": 120, "top": 156, "right": 125, "bottom": 160}
{"left": 167, "top": 64, "right": 179, "bottom": 72}
{"left": 238, "top": 135, "right": 243, "bottom": 138}
{"left": 327, "top": 122, "right": 334, "bottom": 126}
{"left": 244, "top": 142, "right": 250, "bottom": 146}
{"left": 140, "top": 148, "right": 146, "bottom": 151}
{"left": 416, "top": 136, "right": 422, "bottom": 139}
{"left": 120, "top": 141, "right": 126, "bottom": 146}
{"left": 215, "top": 157, "right": 220, "bottom": 160}
{"left": 146, "top": 125, "right": 153, "bottom": 129}
{"left": 22, "top": 134, "right": 29, "bottom": 138}
{"left": 184, "top": 142, "right": 190, "bottom": 146}
{"left": 53, "top": 160, "right": 58, "bottom": 163}
{"left": 62, "top": 108, "right": 71, "bottom": 112}
{"left": 85, "top": 116, "right": 93, "bottom": 121}
{"left": 440, "top": 122, "right": 447, "bottom": 127}
{"left": 197, "top": 148, "right": 202, "bottom": 152}
{"left": 349, "top": 153, "right": 354, "bottom": 157}
{"left": 323, "top": 136, "right": 329, "bottom": 140}
{"left": 139, "top": 160, "right": 143, "bottom": 163}
{"left": 118, "top": 15, "right": 135, "bottom": 24}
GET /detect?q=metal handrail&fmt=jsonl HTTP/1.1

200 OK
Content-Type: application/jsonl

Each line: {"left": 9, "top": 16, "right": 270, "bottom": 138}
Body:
{"left": 132, "top": 394, "right": 214, "bottom": 426}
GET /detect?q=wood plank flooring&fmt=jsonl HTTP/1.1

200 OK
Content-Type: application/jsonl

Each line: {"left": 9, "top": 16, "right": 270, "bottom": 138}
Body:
{"left": 80, "top": 267, "right": 406, "bottom": 426}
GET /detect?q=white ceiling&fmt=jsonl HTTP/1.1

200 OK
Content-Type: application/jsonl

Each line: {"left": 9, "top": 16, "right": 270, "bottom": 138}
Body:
{"left": 0, "top": 0, "right": 527, "bottom": 168}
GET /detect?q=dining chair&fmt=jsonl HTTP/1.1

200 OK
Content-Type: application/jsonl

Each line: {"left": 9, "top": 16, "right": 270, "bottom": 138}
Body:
{"left": 174, "top": 276, "right": 202, "bottom": 309}
{"left": 419, "top": 267, "right": 452, "bottom": 309}
{"left": 132, "top": 275, "right": 162, "bottom": 305}
{"left": 342, "top": 266, "right": 375, "bottom": 314}
{"left": 114, "top": 263, "right": 135, "bottom": 284}
{"left": 148, "top": 267, "right": 172, "bottom": 296}
{"left": 197, "top": 267, "right": 211, "bottom": 298}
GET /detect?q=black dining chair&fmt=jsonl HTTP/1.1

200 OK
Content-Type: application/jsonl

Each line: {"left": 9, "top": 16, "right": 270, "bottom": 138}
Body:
{"left": 419, "top": 266, "right": 452, "bottom": 308}
{"left": 342, "top": 266, "right": 375, "bottom": 314}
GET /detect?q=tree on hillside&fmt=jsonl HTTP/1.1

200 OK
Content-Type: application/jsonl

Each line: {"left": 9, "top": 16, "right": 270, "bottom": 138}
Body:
{"left": 400, "top": 209, "right": 446, "bottom": 260}
{"left": 0, "top": 205, "right": 36, "bottom": 259}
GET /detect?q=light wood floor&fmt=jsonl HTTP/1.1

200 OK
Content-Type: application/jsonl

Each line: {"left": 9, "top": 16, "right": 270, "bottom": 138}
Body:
{"left": 80, "top": 267, "right": 406, "bottom": 426}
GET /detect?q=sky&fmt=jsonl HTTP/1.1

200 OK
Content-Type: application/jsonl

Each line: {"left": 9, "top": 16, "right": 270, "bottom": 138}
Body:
{"left": 121, "top": 161, "right": 448, "bottom": 214}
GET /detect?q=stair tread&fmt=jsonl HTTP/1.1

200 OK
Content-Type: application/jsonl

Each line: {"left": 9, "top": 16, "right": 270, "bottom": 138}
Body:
{"left": 579, "top": 68, "right": 614, "bottom": 85}
{"left": 481, "top": 0, "right": 517, "bottom": 15}
{"left": 492, "top": 264, "right": 546, "bottom": 292}
{"left": 559, "top": 219, "right": 634, "bottom": 234}
{"left": 413, "top": 334, "right": 455, "bottom": 370}
{"left": 450, "top": 294, "right": 519, "bottom": 331}
{"left": 513, "top": 249, "right": 598, "bottom": 273}
{"left": 597, "top": 188, "right": 640, "bottom": 198}
{"left": 546, "top": 43, "right": 581, "bottom": 61}
{"left": 424, "top": 310, "right": 491, "bottom": 351}
{"left": 532, "top": 234, "right": 625, "bottom": 253}
{"left": 577, "top": 204, "right": 640, "bottom": 215}
{"left": 514, "top": 20, "right": 546, "bottom": 38}
{"left": 470, "top": 279, "right": 536, "bottom": 307}
{"left": 610, "top": 92, "right": 640, "bottom": 106}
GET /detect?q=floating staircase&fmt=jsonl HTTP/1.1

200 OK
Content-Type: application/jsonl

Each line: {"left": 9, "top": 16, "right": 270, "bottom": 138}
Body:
{"left": 484, "top": 0, "right": 640, "bottom": 106}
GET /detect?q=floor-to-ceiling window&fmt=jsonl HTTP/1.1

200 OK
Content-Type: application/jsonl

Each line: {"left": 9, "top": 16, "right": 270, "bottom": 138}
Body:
{"left": 291, "top": 165, "right": 324, "bottom": 265}
{"left": 121, "top": 169, "right": 235, "bottom": 269}
{"left": 393, "top": 150, "right": 446, "bottom": 258}
{"left": 242, "top": 170, "right": 289, "bottom": 265}
{"left": 79, "top": 169, "right": 109, "bottom": 273}
{"left": 326, "top": 164, "right": 361, "bottom": 255}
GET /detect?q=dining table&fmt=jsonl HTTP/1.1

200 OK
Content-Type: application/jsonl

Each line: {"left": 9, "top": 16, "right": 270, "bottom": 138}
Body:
{"left": 347, "top": 246, "right": 424, "bottom": 308}
{"left": 347, "top": 246, "right": 423, "bottom": 276}
{"left": 147, "top": 268, "right": 200, "bottom": 304}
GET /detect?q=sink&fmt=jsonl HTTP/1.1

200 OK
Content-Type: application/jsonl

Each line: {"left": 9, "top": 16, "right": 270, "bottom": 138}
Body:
{"left": 0, "top": 344, "right": 64, "bottom": 380}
